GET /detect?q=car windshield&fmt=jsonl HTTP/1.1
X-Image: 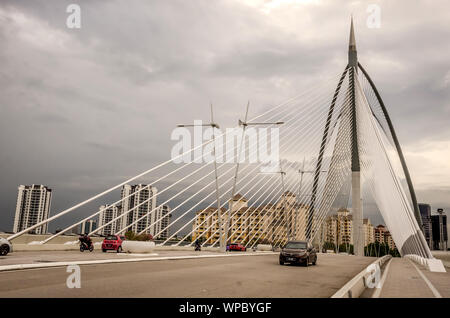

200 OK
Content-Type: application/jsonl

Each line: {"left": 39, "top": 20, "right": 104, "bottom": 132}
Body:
{"left": 285, "top": 242, "right": 307, "bottom": 249}
{"left": 106, "top": 236, "right": 117, "bottom": 240}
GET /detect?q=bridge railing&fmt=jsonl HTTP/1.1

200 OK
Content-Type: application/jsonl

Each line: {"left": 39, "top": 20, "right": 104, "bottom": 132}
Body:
{"left": 404, "top": 254, "right": 446, "bottom": 273}
{"left": 331, "top": 255, "right": 391, "bottom": 298}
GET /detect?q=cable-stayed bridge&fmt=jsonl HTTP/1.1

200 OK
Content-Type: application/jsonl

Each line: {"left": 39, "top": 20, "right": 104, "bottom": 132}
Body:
{"left": 4, "top": 19, "right": 447, "bottom": 287}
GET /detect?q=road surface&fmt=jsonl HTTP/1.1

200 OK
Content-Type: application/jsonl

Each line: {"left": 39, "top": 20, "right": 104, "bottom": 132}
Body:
{"left": 0, "top": 253, "right": 374, "bottom": 297}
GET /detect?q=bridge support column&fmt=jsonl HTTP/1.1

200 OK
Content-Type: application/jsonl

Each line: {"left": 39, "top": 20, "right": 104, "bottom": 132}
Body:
{"left": 352, "top": 171, "right": 364, "bottom": 256}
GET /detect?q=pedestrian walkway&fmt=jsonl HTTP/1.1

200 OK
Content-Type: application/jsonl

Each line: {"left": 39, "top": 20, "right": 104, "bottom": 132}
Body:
{"left": 378, "top": 258, "right": 440, "bottom": 298}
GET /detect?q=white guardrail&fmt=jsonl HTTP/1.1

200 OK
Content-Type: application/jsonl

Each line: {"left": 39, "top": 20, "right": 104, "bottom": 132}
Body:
{"left": 331, "top": 255, "right": 392, "bottom": 298}
{"left": 404, "top": 254, "right": 446, "bottom": 273}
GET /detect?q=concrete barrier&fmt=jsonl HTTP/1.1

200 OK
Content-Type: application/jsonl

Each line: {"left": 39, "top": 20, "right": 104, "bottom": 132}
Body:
{"left": 256, "top": 244, "right": 272, "bottom": 251}
{"left": 122, "top": 241, "right": 155, "bottom": 253}
{"left": 331, "top": 255, "right": 392, "bottom": 298}
{"left": 404, "top": 254, "right": 446, "bottom": 273}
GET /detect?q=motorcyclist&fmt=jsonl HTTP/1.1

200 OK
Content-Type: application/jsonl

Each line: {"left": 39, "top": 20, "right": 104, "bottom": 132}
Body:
{"left": 79, "top": 234, "right": 92, "bottom": 249}
{"left": 194, "top": 239, "right": 201, "bottom": 251}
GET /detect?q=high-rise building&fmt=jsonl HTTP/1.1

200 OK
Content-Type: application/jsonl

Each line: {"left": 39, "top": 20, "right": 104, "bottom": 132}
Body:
{"left": 98, "top": 204, "right": 123, "bottom": 236}
{"left": 419, "top": 203, "right": 433, "bottom": 248}
{"left": 80, "top": 219, "right": 97, "bottom": 235}
{"left": 192, "top": 207, "right": 226, "bottom": 243}
{"left": 13, "top": 185, "right": 52, "bottom": 234}
{"left": 323, "top": 208, "right": 353, "bottom": 247}
{"left": 363, "top": 218, "right": 375, "bottom": 246}
{"left": 337, "top": 209, "right": 353, "bottom": 245}
{"left": 322, "top": 209, "right": 374, "bottom": 249}
{"left": 374, "top": 224, "right": 387, "bottom": 243}
{"left": 121, "top": 184, "right": 158, "bottom": 235}
{"left": 384, "top": 231, "right": 396, "bottom": 250}
{"left": 154, "top": 205, "right": 171, "bottom": 240}
{"left": 374, "top": 224, "right": 396, "bottom": 249}
{"left": 431, "top": 209, "right": 448, "bottom": 251}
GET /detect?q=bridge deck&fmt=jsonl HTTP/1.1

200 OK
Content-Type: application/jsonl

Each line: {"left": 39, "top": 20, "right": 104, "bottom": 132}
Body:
{"left": 0, "top": 253, "right": 374, "bottom": 297}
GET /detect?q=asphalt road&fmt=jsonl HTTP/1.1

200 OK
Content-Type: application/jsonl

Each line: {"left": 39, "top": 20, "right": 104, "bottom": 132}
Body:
{"left": 0, "top": 249, "right": 226, "bottom": 266}
{"left": 0, "top": 253, "right": 374, "bottom": 297}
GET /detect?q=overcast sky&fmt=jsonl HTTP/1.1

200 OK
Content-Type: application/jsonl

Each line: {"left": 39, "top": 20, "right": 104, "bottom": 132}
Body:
{"left": 0, "top": 0, "right": 449, "bottom": 233}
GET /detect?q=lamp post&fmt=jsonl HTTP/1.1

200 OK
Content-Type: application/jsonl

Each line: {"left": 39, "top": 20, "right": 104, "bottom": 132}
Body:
{"left": 224, "top": 103, "right": 284, "bottom": 249}
{"left": 259, "top": 164, "right": 289, "bottom": 246}
{"left": 177, "top": 104, "right": 224, "bottom": 251}
{"left": 296, "top": 157, "right": 327, "bottom": 242}
{"left": 437, "top": 208, "right": 445, "bottom": 251}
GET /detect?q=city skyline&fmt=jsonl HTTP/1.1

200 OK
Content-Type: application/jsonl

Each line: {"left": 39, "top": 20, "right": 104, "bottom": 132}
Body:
{"left": 2, "top": 182, "right": 448, "bottom": 236}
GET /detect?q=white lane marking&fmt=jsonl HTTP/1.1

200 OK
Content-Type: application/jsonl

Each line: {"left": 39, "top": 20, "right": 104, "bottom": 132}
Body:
{"left": 0, "top": 252, "right": 278, "bottom": 272}
{"left": 117, "top": 253, "right": 159, "bottom": 257}
{"left": 371, "top": 258, "right": 393, "bottom": 298}
{"left": 407, "top": 259, "right": 442, "bottom": 298}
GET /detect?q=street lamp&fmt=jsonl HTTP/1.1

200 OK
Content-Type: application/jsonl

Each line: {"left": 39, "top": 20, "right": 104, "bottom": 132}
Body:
{"left": 177, "top": 104, "right": 224, "bottom": 252}
{"left": 224, "top": 103, "right": 285, "bottom": 249}
{"left": 295, "top": 157, "right": 327, "bottom": 243}
{"left": 259, "top": 165, "right": 290, "bottom": 246}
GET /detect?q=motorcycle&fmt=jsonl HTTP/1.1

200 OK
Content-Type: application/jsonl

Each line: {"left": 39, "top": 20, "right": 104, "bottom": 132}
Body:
{"left": 79, "top": 239, "right": 94, "bottom": 252}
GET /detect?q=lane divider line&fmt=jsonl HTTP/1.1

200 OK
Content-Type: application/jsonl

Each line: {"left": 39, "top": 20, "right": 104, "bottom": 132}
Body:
{"left": 0, "top": 252, "right": 278, "bottom": 272}
{"left": 407, "top": 258, "right": 442, "bottom": 298}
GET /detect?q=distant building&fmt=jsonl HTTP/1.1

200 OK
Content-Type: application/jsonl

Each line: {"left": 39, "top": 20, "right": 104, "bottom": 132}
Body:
{"left": 191, "top": 192, "right": 309, "bottom": 246}
{"left": 13, "top": 185, "right": 52, "bottom": 234}
{"left": 322, "top": 209, "right": 373, "bottom": 248}
{"left": 431, "top": 209, "right": 448, "bottom": 251}
{"left": 154, "top": 205, "right": 171, "bottom": 240}
{"left": 192, "top": 207, "right": 226, "bottom": 243}
{"left": 80, "top": 219, "right": 97, "bottom": 235}
{"left": 384, "top": 231, "right": 396, "bottom": 250}
{"left": 375, "top": 224, "right": 396, "bottom": 250}
{"left": 98, "top": 204, "right": 123, "bottom": 236}
{"left": 323, "top": 208, "right": 353, "bottom": 247}
{"left": 121, "top": 184, "right": 157, "bottom": 235}
{"left": 419, "top": 203, "right": 433, "bottom": 248}
{"left": 374, "top": 224, "right": 387, "bottom": 243}
{"left": 363, "top": 218, "right": 375, "bottom": 246}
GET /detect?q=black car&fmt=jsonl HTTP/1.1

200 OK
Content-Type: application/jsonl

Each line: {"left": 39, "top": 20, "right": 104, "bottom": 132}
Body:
{"left": 279, "top": 241, "right": 317, "bottom": 266}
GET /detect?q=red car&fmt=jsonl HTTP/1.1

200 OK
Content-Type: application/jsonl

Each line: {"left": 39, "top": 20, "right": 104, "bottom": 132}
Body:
{"left": 102, "top": 235, "right": 125, "bottom": 253}
{"left": 227, "top": 243, "right": 247, "bottom": 252}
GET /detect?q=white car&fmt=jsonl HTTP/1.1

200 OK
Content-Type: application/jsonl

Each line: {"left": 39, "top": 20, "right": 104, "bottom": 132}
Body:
{"left": 0, "top": 238, "right": 13, "bottom": 256}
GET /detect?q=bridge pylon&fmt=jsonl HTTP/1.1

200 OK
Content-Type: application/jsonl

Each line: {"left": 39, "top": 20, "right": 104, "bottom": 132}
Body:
{"left": 308, "top": 18, "right": 432, "bottom": 258}
{"left": 348, "top": 18, "right": 364, "bottom": 257}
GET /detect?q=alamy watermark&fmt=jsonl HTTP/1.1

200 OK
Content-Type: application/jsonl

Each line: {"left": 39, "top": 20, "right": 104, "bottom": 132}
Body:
{"left": 366, "top": 4, "right": 381, "bottom": 29}
{"left": 66, "top": 4, "right": 81, "bottom": 29}
{"left": 171, "top": 120, "right": 281, "bottom": 172}
{"left": 66, "top": 264, "right": 81, "bottom": 288}
{"left": 365, "top": 263, "right": 381, "bottom": 288}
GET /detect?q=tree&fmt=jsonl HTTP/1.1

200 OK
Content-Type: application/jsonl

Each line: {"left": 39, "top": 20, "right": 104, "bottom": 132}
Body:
{"left": 125, "top": 231, "right": 153, "bottom": 241}
{"left": 338, "top": 243, "right": 354, "bottom": 254}
{"left": 322, "top": 241, "right": 335, "bottom": 251}
{"left": 364, "top": 241, "right": 399, "bottom": 257}
{"left": 389, "top": 247, "right": 400, "bottom": 257}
